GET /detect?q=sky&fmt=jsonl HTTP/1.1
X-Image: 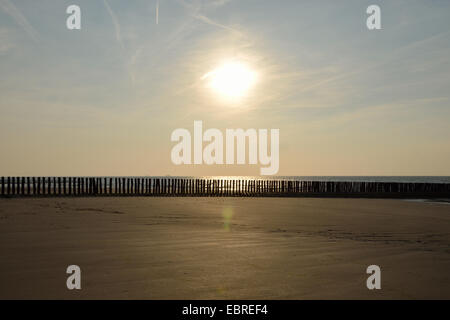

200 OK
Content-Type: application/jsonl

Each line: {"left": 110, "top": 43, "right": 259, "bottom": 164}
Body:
{"left": 1, "top": 0, "right": 450, "bottom": 176}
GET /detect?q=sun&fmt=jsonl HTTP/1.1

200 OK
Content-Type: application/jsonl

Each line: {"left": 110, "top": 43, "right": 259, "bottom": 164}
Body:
{"left": 202, "top": 61, "right": 258, "bottom": 100}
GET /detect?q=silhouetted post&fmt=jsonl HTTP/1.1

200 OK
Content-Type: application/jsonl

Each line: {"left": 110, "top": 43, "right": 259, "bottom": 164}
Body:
{"left": 67, "top": 177, "right": 70, "bottom": 195}
{"left": 97, "top": 178, "right": 101, "bottom": 195}
{"left": 61, "top": 177, "right": 65, "bottom": 195}
{"left": 14, "top": 177, "right": 18, "bottom": 195}
{"left": 1, "top": 177, "right": 4, "bottom": 196}
{"left": 20, "top": 177, "right": 24, "bottom": 195}
{"left": 56, "top": 177, "right": 60, "bottom": 195}
{"left": 10, "top": 177, "right": 15, "bottom": 195}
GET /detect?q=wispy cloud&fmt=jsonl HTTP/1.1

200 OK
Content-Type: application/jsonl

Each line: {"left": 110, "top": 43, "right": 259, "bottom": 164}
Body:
{"left": 178, "top": 0, "right": 242, "bottom": 36}
{"left": 0, "top": 0, "right": 39, "bottom": 42}
{"left": 156, "top": 0, "right": 159, "bottom": 25}
{"left": 103, "top": 0, "right": 124, "bottom": 50}
{"left": 0, "top": 27, "right": 15, "bottom": 53}
{"left": 193, "top": 13, "right": 242, "bottom": 36}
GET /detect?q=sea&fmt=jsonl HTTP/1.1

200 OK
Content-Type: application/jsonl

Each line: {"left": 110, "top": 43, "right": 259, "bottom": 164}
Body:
{"left": 146, "top": 176, "right": 450, "bottom": 184}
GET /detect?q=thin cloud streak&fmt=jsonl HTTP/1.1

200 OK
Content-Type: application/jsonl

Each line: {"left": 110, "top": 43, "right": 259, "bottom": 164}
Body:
{"left": 103, "top": 0, "right": 124, "bottom": 50}
{"left": 156, "top": 0, "right": 159, "bottom": 25}
{"left": 0, "top": 0, "right": 39, "bottom": 42}
{"left": 178, "top": 0, "right": 243, "bottom": 36}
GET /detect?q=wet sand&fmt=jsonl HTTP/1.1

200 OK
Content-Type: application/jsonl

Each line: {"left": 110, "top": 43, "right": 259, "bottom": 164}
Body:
{"left": 0, "top": 197, "right": 449, "bottom": 299}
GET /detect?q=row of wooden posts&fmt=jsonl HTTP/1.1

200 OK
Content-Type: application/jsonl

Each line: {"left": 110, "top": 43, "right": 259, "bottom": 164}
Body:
{"left": 1, "top": 177, "right": 449, "bottom": 197}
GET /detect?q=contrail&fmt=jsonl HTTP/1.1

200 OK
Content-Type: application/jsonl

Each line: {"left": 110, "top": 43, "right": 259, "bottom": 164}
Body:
{"left": 156, "top": 0, "right": 159, "bottom": 25}
{"left": 103, "top": 0, "right": 124, "bottom": 50}
{"left": 0, "top": 0, "right": 40, "bottom": 42}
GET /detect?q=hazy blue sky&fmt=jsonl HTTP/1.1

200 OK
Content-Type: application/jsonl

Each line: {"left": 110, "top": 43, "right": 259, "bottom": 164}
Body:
{"left": 1, "top": 0, "right": 450, "bottom": 176}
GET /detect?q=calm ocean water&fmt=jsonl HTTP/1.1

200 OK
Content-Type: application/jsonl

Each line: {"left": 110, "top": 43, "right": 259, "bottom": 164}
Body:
{"left": 134, "top": 176, "right": 450, "bottom": 183}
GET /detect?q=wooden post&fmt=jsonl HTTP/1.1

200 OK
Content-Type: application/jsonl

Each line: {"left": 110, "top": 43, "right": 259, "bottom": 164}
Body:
{"left": 20, "top": 177, "right": 24, "bottom": 195}
{"left": 68, "top": 177, "right": 72, "bottom": 195}
{"left": 26, "top": 177, "right": 30, "bottom": 195}
{"left": 11, "top": 177, "right": 15, "bottom": 195}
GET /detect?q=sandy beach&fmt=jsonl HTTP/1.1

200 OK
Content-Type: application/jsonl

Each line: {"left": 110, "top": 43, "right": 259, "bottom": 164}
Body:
{"left": 0, "top": 197, "right": 449, "bottom": 299}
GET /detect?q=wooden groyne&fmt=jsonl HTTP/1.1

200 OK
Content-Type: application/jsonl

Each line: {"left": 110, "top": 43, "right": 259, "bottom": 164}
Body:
{"left": 0, "top": 177, "right": 449, "bottom": 198}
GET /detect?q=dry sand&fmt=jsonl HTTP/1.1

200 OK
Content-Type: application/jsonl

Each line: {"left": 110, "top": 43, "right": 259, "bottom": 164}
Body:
{"left": 0, "top": 197, "right": 449, "bottom": 299}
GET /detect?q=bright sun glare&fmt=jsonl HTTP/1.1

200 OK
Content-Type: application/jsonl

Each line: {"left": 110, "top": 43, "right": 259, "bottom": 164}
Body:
{"left": 202, "top": 61, "right": 257, "bottom": 100}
